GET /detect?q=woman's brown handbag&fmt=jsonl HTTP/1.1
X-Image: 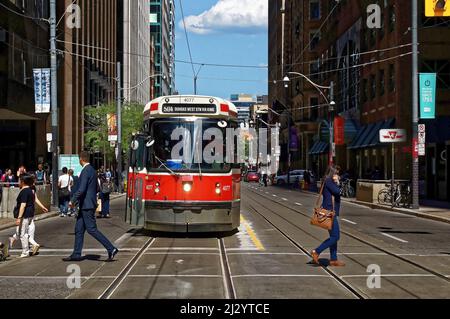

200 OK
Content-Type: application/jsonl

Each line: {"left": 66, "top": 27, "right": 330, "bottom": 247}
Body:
{"left": 311, "top": 181, "right": 335, "bottom": 231}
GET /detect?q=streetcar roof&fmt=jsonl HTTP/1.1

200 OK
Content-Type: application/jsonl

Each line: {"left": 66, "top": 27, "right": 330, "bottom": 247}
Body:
{"left": 144, "top": 95, "right": 238, "bottom": 120}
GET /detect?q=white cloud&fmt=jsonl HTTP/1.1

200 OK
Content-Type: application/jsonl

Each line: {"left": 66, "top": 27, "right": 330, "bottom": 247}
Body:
{"left": 180, "top": 0, "right": 268, "bottom": 35}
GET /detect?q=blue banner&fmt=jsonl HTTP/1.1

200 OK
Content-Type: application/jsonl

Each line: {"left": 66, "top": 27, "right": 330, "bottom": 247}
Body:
{"left": 33, "top": 68, "right": 51, "bottom": 113}
{"left": 419, "top": 73, "right": 436, "bottom": 119}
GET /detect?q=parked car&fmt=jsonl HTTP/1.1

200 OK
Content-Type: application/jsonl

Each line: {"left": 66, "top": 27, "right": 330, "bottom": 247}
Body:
{"left": 275, "top": 170, "right": 315, "bottom": 185}
{"left": 245, "top": 171, "right": 260, "bottom": 183}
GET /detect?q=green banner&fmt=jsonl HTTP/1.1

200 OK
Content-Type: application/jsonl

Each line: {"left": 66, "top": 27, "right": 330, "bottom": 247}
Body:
{"left": 419, "top": 73, "right": 436, "bottom": 119}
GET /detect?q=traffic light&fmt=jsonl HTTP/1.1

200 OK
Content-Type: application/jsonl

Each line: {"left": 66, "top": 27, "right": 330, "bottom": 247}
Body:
{"left": 425, "top": 0, "right": 450, "bottom": 17}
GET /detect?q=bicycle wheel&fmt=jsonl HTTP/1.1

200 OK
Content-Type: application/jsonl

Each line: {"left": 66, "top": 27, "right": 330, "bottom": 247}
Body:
{"left": 347, "top": 185, "right": 355, "bottom": 198}
{"left": 378, "top": 189, "right": 391, "bottom": 205}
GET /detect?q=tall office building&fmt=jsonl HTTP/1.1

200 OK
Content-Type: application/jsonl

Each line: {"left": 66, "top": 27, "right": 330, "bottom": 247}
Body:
{"left": 122, "top": 0, "right": 151, "bottom": 105}
{"left": 150, "top": 0, "right": 175, "bottom": 97}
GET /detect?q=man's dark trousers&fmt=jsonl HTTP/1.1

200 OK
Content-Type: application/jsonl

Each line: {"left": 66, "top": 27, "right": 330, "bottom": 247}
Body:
{"left": 73, "top": 209, "right": 115, "bottom": 258}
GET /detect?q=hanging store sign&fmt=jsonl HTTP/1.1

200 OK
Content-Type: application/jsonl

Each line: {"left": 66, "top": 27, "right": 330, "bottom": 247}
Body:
{"left": 419, "top": 73, "right": 436, "bottom": 119}
{"left": 334, "top": 116, "right": 345, "bottom": 146}
{"left": 33, "top": 68, "right": 51, "bottom": 113}
{"left": 379, "top": 129, "right": 407, "bottom": 143}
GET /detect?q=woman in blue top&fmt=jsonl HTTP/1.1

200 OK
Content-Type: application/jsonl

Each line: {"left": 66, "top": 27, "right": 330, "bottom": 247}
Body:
{"left": 311, "top": 166, "right": 345, "bottom": 267}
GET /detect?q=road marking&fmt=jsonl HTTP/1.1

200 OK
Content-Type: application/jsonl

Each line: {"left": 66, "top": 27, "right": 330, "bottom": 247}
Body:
{"left": 226, "top": 248, "right": 260, "bottom": 252}
{"left": 8, "top": 248, "right": 140, "bottom": 253}
{"left": 295, "top": 202, "right": 303, "bottom": 206}
{"left": 147, "top": 247, "right": 219, "bottom": 251}
{"left": 114, "top": 233, "right": 134, "bottom": 246}
{"left": 282, "top": 198, "right": 288, "bottom": 201}
{"left": 341, "top": 274, "right": 435, "bottom": 278}
{"left": 144, "top": 252, "right": 220, "bottom": 256}
{"left": 381, "top": 232, "right": 409, "bottom": 243}
{"left": 240, "top": 215, "right": 265, "bottom": 251}
{"left": 341, "top": 218, "right": 357, "bottom": 225}
{"left": 272, "top": 195, "right": 277, "bottom": 197}
{"left": 232, "top": 274, "right": 330, "bottom": 278}
{"left": 128, "top": 274, "right": 221, "bottom": 278}
{"left": 341, "top": 253, "right": 387, "bottom": 256}
{"left": 265, "top": 192, "right": 269, "bottom": 194}
{"left": 227, "top": 252, "right": 306, "bottom": 256}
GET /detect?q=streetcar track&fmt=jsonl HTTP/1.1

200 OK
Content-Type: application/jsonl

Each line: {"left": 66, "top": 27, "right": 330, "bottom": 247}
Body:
{"left": 244, "top": 199, "right": 367, "bottom": 299}
{"left": 246, "top": 187, "right": 450, "bottom": 284}
{"left": 218, "top": 238, "right": 237, "bottom": 299}
{"left": 98, "top": 237, "right": 156, "bottom": 299}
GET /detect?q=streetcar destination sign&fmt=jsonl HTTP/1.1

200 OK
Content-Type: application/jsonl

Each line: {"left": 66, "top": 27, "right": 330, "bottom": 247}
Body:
{"left": 379, "top": 129, "right": 407, "bottom": 143}
{"left": 162, "top": 104, "right": 217, "bottom": 114}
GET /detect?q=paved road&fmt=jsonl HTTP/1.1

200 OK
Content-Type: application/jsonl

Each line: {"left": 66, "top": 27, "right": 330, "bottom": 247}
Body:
{"left": 0, "top": 187, "right": 449, "bottom": 299}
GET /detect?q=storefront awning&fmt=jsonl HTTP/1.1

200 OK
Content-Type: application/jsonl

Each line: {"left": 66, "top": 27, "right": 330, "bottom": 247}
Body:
{"left": 0, "top": 108, "right": 39, "bottom": 121}
{"left": 309, "top": 141, "right": 329, "bottom": 155}
{"left": 348, "top": 118, "right": 395, "bottom": 150}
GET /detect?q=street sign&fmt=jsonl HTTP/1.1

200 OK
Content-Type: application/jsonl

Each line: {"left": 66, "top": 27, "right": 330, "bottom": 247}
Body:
{"left": 418, "top": 144, "right": 426, "bottom": 156}
{"left": 418, "top": 132, "right": 426, "bottom": 144}
{"left": 418, "top": 124, "right": 426, "bottom": 133}
{"left": 419, "top": 73, "right": 437, "bottom": 119}
{"left": 425, "top": 0, "right": 450, "bottom": 17}
{"left": 33, "top": 68, "right": 51, "bottom": 113}
{"left": 379, "top": 129, "right": 407, "bottom": 143}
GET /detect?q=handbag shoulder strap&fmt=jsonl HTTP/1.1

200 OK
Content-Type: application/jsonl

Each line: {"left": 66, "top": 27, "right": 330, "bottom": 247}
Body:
{"left": 315, "top": 180, "right": 326, "bottom": 208}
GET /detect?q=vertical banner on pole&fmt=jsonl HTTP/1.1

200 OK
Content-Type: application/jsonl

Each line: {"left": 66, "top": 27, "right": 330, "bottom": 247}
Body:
{"left": 419, "top": 73, "right": 436, "bottom": 119}
{"left": 107, "top": 113, "right": 118, "bottom": 142}
{"left": 33, "top": 68, "right": 51, "bottom": 113}
{"left": 334, "top": 116, "right": 345, "bottom": 146}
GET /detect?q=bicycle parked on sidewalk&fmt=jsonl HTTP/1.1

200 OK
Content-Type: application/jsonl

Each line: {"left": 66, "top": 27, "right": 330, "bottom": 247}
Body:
{"left": 340, "top": 179, "right": 355, "bottom": 198}
{"left": 377, "top": 182, "right": 411, "bottom": 208}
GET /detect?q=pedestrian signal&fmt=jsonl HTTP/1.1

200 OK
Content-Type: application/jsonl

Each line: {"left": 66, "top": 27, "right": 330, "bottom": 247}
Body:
{"left": 425, "top": 0, "right": 450, "bottom": 16}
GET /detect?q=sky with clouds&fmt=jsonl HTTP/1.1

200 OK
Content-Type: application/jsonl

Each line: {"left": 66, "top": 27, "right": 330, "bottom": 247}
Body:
{"left": 175, "top": 0, "right": 268, "bottom": 100}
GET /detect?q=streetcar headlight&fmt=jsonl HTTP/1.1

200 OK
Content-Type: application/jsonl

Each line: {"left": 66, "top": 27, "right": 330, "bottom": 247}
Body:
{"left": 183, "top": 183, "right": 192, "bottom": 192}
{"left": 215, "top": 183, "right": 221, "bottom": 194}
{"left": 155, "top": 188, "right": 160, "bottom": 194}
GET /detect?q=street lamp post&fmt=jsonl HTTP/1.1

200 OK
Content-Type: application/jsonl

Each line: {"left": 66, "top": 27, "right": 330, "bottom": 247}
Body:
{"left": 284, "top": 72, "right": 335, "bottom": 168}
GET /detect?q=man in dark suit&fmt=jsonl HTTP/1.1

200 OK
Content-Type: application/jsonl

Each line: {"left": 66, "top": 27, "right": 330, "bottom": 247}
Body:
{"left": 63, "top": 151, "right": 118, "bottom": 262}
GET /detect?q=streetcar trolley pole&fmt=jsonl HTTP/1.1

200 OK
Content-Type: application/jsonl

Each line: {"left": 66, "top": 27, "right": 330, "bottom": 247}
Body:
{"left": 379, "top": 129, "right": 407, "bottom": 208}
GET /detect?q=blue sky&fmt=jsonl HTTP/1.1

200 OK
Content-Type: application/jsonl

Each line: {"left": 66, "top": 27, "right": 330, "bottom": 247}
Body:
{"left": 175, "top": 0, "right": 268, "bottom": 100}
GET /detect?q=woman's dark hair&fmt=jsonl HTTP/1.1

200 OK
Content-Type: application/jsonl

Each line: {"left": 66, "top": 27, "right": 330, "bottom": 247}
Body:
{"left": 325, "top": 165, "right": 340, "bottom": 179}
{"left": 62, "top": 167, "right": 68, "bottom": 174}
{"left": 20, "top": 174, "right": 35, "bottom": 187}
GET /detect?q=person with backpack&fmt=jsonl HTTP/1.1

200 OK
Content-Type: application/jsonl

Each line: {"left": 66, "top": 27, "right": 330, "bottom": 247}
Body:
{"left": 35, "top": 164, "right": 47, "bottom": 185}
{"left": 58, "top": 167, "right": 73, "bottom": 217}
{"left": 98, "top": 173, "right": 112, "bottom": 218}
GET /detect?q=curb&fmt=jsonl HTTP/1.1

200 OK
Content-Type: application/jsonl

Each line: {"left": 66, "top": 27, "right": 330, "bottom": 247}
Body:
{"left": 280, "top": 187, "right": 450, "bottom": 225}
{"left": 0, "top": 193, "right": 127, "bottom": 232}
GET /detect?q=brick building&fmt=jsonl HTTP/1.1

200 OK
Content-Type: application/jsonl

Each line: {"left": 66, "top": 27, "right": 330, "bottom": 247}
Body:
{"left": 269, "top": 0, "right": 450, "bottom": 202}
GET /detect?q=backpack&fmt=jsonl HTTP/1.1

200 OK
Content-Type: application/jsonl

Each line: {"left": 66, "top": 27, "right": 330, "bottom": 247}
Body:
{"left": 36, "top": 170, "right": 45, "bottom": 182}
{"left": 101, "top": 181, "right": 113, "bottom": 194}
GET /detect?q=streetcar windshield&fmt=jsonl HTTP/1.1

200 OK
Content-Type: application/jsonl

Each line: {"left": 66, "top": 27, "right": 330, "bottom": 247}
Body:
{"left": 148, "top": 119, "right": 236, "bottom": 173}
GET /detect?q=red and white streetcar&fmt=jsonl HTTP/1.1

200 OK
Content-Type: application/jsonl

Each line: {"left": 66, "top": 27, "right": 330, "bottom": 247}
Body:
{"left": 126, "top": 95, "right": 241, "bottom": 232}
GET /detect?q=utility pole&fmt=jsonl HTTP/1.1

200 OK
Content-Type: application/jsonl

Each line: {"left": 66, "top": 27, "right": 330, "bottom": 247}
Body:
{"left": 117, "top": 62, "right": 123, "bottom": 193}
{"left": 412, "top": 0, "right": 419, "bottom": 209}
{"left": 50, "top": 0, "right": 58, "bottom": 206}
{"left": 281, "top": 0, "right": 291, "bottom": 185}
{"left": 329, "top": 81, "right": 335, "bottom": 166}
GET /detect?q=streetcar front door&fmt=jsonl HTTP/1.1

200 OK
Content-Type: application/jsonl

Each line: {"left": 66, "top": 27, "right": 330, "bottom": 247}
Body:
{"left": 128, "top": 135, "right": 147, "bottom": 227}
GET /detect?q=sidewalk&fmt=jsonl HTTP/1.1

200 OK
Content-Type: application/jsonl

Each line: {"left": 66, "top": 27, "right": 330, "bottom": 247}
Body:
{"left": 0, "top": 193, "right": 126, "bottom": 232}
{"left": 289, "top": 185, "right": 450, "bottom": 225}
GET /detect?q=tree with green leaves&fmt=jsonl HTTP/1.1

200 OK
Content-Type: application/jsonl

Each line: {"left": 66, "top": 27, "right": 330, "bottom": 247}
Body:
{"left": 84, "top": 102, "right": 144, "bottom": 166}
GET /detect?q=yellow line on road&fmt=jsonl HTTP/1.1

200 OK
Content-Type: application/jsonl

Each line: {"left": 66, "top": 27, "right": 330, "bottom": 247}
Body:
{"left": 241, "top": 215, "right": 265, "bottom": 251}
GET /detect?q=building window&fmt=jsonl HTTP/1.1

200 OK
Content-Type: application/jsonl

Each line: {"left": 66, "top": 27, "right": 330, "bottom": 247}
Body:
{"left": 370, "top": 74, "right": 376, "bottom": 100}
{"left": 389, "top": 5, "right": 396, "bottom": 33}
{"left": 310, "top": 97, "right": 319, "bottom": 120}
{"left": 310, "top": 0, "right": 320, "bottom": 20}
{"left": 379, "top": 69, "right": 385, "bottom": 96}
{"left": 309, "top": 30, "right": 320, "bottom": 51}
{"left": 361, "top": 78, "right": 368, "bottom": 103}
{"left": 389, "top": 64, "right": 395, "bottom": 92}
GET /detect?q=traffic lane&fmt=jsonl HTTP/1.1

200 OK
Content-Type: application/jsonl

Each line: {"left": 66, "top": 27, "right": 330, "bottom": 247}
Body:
{"left": 106, "top": 237, "right": 226, "bottom": 299}
{"left": 245, "top": 185, "right": 450, "bottom": 277}
{"left": 0, "top": 197, "right": 140, "bottom": 299}
{"left": 246, "top": 184, "right": 450, "bottom": 256}
{"left": 243, "top": 188, "right": 450, "bottom": 298}
{"left": 225, "top": 200, "right": 358, "bottom": 299}
{"left": 0, "top": 196, "right": 132, "bottom": 254}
